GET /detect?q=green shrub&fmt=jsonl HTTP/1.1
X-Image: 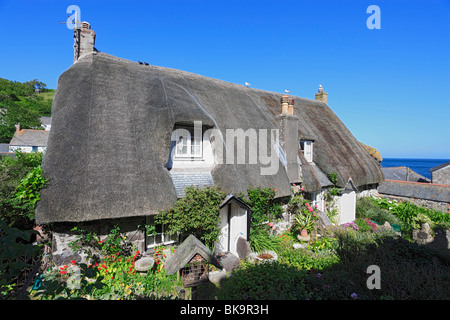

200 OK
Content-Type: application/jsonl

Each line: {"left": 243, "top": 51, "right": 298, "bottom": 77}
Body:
{"left": 217, "top": 261, "right": 310, "bottom": 300}
{"left": 0, "top": 151, "right": 45, "bottom": 229}
{"left": 354, "top": 217, "right": 372, "bottom": 233}
{"left": 356, "top": 198, "right": 399, "bottom": 225}
{"left": 155, "top": 186, "right": 227, "bottom": 248}
{"left": 249, "top": 227, "right": 283, "bottom": 253}
{"left": 0, "top": 219, "right": 40, "bottom": 298}
{"left": 240, "top": 186, "right": 284, "bottom": 229}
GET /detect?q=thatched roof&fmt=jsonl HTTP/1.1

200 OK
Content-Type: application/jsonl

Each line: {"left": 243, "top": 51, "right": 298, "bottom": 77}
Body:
{"left": 35, "top": 52, "right": 383, "bottom": 224}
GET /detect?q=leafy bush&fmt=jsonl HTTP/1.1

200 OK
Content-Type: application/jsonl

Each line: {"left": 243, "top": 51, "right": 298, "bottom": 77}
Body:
{"left": 249, "top": 227, "right": 283, "bottom": 253}
{"left": 240, "top": 186, "right": 283, "bottom": 229}
{"left": 0, "top": 151, "right": 45, "bottom": 229}
{"left": 155, "top": 186, "right": 226, "bottom": 248}
{"left": 0, "top": 219, "right": 40, "bottom": 297}
{"left": 356, "top": 197, "right": 399, "bottom": 225}
{"left": 217, "top": 261, "right": 310, "bottom": 300}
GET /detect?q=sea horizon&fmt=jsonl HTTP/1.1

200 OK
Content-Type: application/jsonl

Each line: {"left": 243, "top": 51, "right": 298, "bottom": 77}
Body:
{"left": 381, "top": 158, "right": 450, "bottom": 180}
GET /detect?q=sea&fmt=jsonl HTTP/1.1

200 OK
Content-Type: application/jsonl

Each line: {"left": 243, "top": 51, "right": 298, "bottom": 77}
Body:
{"left": 381, "top": 158, "right": 450, "bottom": 180}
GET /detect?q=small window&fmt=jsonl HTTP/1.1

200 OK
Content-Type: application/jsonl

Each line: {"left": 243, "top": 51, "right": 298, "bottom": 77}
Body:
{"left": 300, "top": 140, "right": 313, "bottom": 162}
{"left": 32, "top": 146, "right": 38, "bottom": 152}
{"left": 174, "top": 125, "right": 203, "bottom": 158}
{"left": 146, "top": 216, "right": 178, "bottom": 249}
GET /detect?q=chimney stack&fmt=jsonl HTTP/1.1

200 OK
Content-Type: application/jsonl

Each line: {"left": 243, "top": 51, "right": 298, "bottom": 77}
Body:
{"left": 15, "top": 123, "right": 21, "bottom": 133}
{"left": 281, "top": 95, "right": 289, "bottom": 114}
{"left": 288, "top": 98, "right": 295, "bottom": 115}
{"left": 277, "top": 97, "right": 301, "bottom": 183}
{"left": 315, "top": 84, "right": 327, "bottom": 104}
{"left": 74, "top": 21, "right": 96, "bottom": 63}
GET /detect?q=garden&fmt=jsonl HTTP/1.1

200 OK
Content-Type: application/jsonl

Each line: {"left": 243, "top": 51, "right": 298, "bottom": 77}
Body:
{"left": 1, "top": 151, "right": 449, "bottom": 300}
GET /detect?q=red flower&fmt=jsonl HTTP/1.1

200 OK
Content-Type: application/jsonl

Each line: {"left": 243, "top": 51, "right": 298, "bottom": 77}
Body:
{"left": 71, "top": 260, "right": 76, "bottom": 265}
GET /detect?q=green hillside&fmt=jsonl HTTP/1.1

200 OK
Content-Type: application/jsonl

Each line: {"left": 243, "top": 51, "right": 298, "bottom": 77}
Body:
{"left": 0, "top": 78, "right": 54, "bottom": 143}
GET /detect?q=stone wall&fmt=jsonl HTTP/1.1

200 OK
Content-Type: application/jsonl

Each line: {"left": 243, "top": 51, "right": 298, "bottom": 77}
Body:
{"left": 51, "top": 216, "right": 146, "bottom": 266}
{"left": 378, "top": 194, "right": 449, "bottom": 213}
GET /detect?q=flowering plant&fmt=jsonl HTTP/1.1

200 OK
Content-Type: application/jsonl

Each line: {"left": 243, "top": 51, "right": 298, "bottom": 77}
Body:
{"left": 363, "top": 218, "right": 378, "bottom": 231}
{"left": 343, "top": 221, "right": 359, "bottom": 231}
{"left": 288, "top": 188, "right": 318, "bottom": 234}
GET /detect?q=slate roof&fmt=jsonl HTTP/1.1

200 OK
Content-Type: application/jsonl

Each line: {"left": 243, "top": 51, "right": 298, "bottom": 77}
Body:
{"left": 430, "top": 161, "right": 450, "bottom": 173}
{"left": 9, "top": 129, "right": 49, "bottom": 147}
{"left": 378, "top": 179, "right": 450, "bottom": 203}
{"left": 0, "top": 143, "right": 9, "bottom": 153}
{"left": 381, "top": 166, "right": 430, "bottom": 183}
{"left": 35, "top": 51, "right": 384, "bottom": 224}
{"left": 170, "top": 171, "right": 215, "bottom": 198}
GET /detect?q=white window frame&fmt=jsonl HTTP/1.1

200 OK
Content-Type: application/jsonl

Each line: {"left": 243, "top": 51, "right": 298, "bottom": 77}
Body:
{"left": 174, "top": 124, "right": 203, "bottom": 159}
{"left": 300, "top": 140, "right": 313, "bottom": 163}
{"left": 145, "top": 216, "right": 178, "bottom": 249}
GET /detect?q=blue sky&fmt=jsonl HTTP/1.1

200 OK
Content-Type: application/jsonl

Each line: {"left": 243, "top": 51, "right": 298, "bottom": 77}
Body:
{"left": 0, "top": 0, "right": 449, "bottom": 159}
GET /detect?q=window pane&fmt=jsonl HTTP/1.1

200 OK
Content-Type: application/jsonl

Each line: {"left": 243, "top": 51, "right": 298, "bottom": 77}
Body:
{"left": 168, "top": 232, "right": 178, "bottom": 242}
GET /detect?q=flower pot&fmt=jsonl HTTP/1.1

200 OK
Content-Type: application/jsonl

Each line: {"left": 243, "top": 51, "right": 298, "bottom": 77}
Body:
{"left": 300, "top": 229, "right": 308, "bottom": 237}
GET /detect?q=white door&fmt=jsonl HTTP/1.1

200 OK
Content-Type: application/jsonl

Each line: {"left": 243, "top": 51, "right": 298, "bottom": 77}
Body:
{"left": 215, "top": 203, "right": 248, "bottom": 256}
{"left": 339, "top": 190, "right": 356, "bottom": 225}
{"left": 229, "top": 205, "right": 247, "bottom": 256}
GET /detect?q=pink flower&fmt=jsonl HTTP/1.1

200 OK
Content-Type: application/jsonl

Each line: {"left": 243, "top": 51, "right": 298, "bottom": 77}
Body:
{"left": 308, "top": 206, "right": 313, "bottom": 212}
{"left": 268, "top": 222, "right": 273, "bottom": 227}
{"left": 301, "top": 187, "right": 304, "bottom": 191}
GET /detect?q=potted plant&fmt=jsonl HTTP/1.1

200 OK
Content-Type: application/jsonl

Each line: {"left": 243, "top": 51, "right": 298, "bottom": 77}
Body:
{"left": 288, "top": 189, "right": 318, "bottom": 239}
{"left": 295, "top": 211, "right": 315, "bottom": 236}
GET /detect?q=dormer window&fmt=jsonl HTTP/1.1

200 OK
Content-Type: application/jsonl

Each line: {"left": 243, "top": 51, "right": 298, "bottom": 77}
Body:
{"left": 300, "top": 140, "right": 313, "bottom": 162}
{"left": 174, "top": 123, "right": 203, "bottom": 158}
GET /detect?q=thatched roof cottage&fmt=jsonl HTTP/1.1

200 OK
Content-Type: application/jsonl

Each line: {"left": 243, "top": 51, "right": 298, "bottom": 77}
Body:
{"left": 35, "top": 22, "right": 383, "bottom": 264}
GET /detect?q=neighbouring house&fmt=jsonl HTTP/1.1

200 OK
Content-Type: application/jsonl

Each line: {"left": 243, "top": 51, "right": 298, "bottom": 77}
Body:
{"left": 381, "top": 166, "right": 430, "bottom": 183}
{"left": 35, "top": 22, "right": 384, "bottom": 265}
{"left": 39, "top": 116, "right": 52, "bottom": 131}
{"left": 378, "top": 180, "right": 450, "bottom": 213}
{"left": 0, "top": 143, "right": 10, "bottom": 158}
{"left": 8, "top": 123, "right": 49, "bottom": 153}
{"left": 431, "top": 161, "right": 450, "bottom": 185}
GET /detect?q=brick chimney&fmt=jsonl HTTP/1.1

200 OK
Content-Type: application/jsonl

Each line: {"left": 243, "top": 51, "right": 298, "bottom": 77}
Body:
{"left": 288, "top": 98, "right": 294, "bottom": 115}
{"left": 281, "top": 95, "right": 289, "bottom": 114}
{"left": 276, "top": 97, "right": 301, "bottom": 183}
{"left": 315, "top": 84, "right": 327, "bottom": 104}
{"left": 74, "top": 21, "right": 96, "bottom": 63}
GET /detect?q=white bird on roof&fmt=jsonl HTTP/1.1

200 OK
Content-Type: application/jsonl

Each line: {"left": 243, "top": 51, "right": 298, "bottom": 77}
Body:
{"left": 284, "top": 89, "right": 290, "bottom": 93}
{"left": 245, "top": 82, "right": 251, "bottom": 87}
